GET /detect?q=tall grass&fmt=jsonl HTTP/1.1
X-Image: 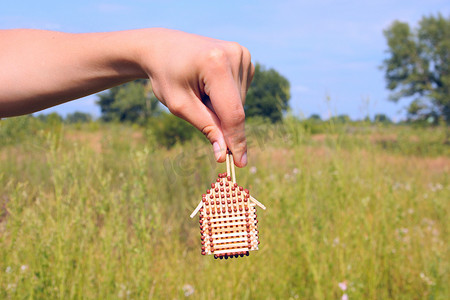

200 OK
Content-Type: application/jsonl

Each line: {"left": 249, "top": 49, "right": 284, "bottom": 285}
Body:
{"left": 0, "top": 116, "right": 448, "bottom": 299}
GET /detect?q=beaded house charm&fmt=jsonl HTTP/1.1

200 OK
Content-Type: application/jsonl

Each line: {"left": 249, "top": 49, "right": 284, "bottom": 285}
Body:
{"left": 190, "top": 150, "right": 266, "bottom": 259}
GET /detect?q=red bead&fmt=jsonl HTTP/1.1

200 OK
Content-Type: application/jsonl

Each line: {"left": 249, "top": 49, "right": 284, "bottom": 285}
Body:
{"left": 228, "top": 208, "right": 232, "bottom": 213}
{"left": 220, "top": 188, "right": 224, "bottom": 192}
{"left": 227, "top": 176, "right": 231, "bottom": 181}
{"left": 248, "top": 239, "right": 251, "bottom": 243}
{"left": 231, "top": 186, "right": 236, "bottom": 191}
{"left": 244, "top": 189, "right": 249, "bottom": 194}
{"left": 201, "top": 251, "right": 206, "bottom": 255}
{"left": 232, "top": 193, "right": 235, "bottom": 197}
{"left": 222, "top": 209, "right": 226, "bottom": 213}
{"left": 234, "top": 183, "right": 238, "bottom": 187}
{"left": 233, "top": 199, "right": 236, "bottom": 203}
{"left": 202, "top": 198, "right": 206, "bottom": 202}
{"left": 215, "top": 188, "right": 219, "bottom": 192}
{"left": 225, "top": 182, "right": 229, "bottom": 186}
{"left": 201, "top": 241, "right": 205, "bottom": 245}
{"left": 208, "top": 222, "right": 211, "bottom": 226}
{"left": 209, "top": 232, "right": 213, "bottom": 236}
{"left": 245, "top": 206, "right": 249, "bottom": 211}
{"left": 247, "top": 234, "right": 251, "bottom": 238}
{"left": 239, "top": 186, "right": 243, "bottom": 191}
{"left": 209, "top": 238, "right": 213, "bottom": 242}
{"left": 226, "top": 188, "right": 230, "bottom": 192}
{"left": 210, "top": 243, "right": 214, "bottom": 247}
{"left": 233, "top": 208, "right": 237, "bottom": 212}
{"left": 246, "top": 218, "right": 249, "bottom": 222}
{"left": 237, "top": 191, "right": 241, "bottom": 196}
{"left": 216, "top": 201, "right": 220, "bottom": 205}
{"left": 227, "top": 200, "right": 231, "bottom": 204}
{"left": 216, "top": 178, "right": 220, "bottom": 182}
{"left": 239, "top": 207, "right": 243, "bottom": 211}
{"left": 226, "top": 194, "right": 230, "bottom": 198}
{"left": 200, "top": 225, "right": 203, "bottom": 230}
{"left": 215, "top": 194, "right": 219, "bottom": 198}
{"left": 245, "top": 213, "right": 249, "bottom": 217}
{"left": 211, "top": 183, "right": 215, "bottom": 188}
{"left": 210, "top": 195, "right": 213, "bottom": 199}
{"left": 220, "top": 182, "right": 224, "bottom": 186}
{"left": 221, "top": 200, "right": 225, "bottom": 204}
{"left": 206, "top": 189, "right": 210, "bottom": 194}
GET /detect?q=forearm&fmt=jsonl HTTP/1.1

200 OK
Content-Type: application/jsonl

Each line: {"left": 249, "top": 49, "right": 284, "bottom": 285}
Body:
{"left": 0, "top": 29, "right": 148, "bottom": 117}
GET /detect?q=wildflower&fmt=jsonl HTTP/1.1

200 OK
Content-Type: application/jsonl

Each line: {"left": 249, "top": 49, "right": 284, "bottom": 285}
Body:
{"left": 20, "top": 265, "right": 28, "bottom": 272}
{"left": 333, "top": 237, "right": 340, "bottom": 246}
{"left": 182, "top": 284, "right": 195, "bottom": 297}
{"left": 338, "top": 281, "right": 347, "bottom": 291}
{"left": 292, "top": 168, "right": 299, "bottom": 175}
{"left": 419, "top": 273, "right": 435, "bottom": 286}
{"left": 249, "top": 166, "right": 257, "bottom": 174}
{"left": 5, "top": 266, "right": 11, "bottom": 273}
{"left": 341, "top": 293, "right": 348, "bottom": 300}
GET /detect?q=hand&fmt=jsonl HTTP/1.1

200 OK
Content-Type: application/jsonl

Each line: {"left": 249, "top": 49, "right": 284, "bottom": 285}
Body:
{"left": 0, "top": 28, "right": 254, "bottom": 167}
{"left": 138, "top": 29, "right": 254, "bottom": 167}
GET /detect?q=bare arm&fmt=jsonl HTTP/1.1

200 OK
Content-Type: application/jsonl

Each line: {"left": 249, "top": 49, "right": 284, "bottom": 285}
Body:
{"left": 0, "top": 28, "right": 253, "bottom": 166}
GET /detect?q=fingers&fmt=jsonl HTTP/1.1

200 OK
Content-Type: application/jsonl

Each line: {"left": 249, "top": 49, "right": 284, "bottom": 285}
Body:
{"left": 167, "top": 92, "right": 228, "bottom": 162}
{"left": 200, "top": 43, "right": 253, "bottom": 168}
{"left": 205, "top": 72, "right": 247, "bottom": 168}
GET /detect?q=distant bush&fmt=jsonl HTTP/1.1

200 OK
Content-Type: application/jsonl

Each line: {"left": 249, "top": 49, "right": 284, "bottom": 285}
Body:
{"left": 0, "top": 116, "right": 45, "bottom": 146}
{"left": 147, "top": 113, "right": 200, "bottom": 148}
{"left": 65, "top": 112, "right": 93, "bottom": 124}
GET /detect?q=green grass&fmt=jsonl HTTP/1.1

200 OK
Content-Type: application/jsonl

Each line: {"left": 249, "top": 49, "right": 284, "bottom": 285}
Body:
{"left": 0, "top": 117, "right": 449, "bottom": 299}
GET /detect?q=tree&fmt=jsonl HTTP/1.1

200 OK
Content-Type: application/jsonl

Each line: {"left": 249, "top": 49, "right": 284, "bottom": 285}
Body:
{"left": 374, "top": 113, "right": 392, "bottom": 123}
{"left": 330, "top": 114, "right": 351, "bottom": 123}
{"left": 308, "top": 114, "right": 322, "bottom": 121}
{"left": 97, "top": 79, "right": 160, "bottom": 123}
{"left": 245, "top": 63, "right": 290, "bottom": 122}
{"left": 381, "top": 14, "right": 450, "bottom": 122}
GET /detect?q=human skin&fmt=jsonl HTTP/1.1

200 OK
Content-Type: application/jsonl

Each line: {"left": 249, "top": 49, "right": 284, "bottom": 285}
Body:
{"left": 0, "top": 28, "right": 254, "bottom": 166}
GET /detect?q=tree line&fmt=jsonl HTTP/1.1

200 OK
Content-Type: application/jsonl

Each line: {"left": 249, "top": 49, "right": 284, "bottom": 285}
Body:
{"left": 36, "top": 13, "right": 450, "bottom": 127}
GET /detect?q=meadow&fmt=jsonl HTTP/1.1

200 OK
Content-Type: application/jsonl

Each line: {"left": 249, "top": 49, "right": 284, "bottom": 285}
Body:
{"left": 0, "top": 116, "right": 448, "bottom": 299}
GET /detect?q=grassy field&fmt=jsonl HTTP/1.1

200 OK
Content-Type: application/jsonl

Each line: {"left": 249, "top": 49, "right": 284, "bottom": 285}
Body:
{"left": 0, "top": 117, "right": 449, "bottom": 299}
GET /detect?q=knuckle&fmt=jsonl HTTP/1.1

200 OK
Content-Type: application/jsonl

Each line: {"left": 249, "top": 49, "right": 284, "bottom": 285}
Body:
{"left": 168, "top": 101, "right": 186, "bottom": 116}
{"left": 233, "top": 108, "right": 246, "bottom": 124}
{"left": 201, "top": 124, "right": 217, "bottom": 141}
{"left": 242, "top": 45, "right": 251, "bottom": 60}
{"left": 228, "top": 42, "right": 243, "bottom": 57}
{"left": 206, "top": 47, "right": 228, "bottom": 70}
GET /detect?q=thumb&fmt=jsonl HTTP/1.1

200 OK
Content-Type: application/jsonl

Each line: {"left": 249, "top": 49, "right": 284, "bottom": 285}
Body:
{"left": 167, "top": 94, "right": 227, "bottom": 162}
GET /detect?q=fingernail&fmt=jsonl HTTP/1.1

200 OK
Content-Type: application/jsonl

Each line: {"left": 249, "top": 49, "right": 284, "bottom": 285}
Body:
{"left": 213, "top": 142, "right": 221, "bottom": 161}
{"left": 240, "top": 152, "right": 247, "bottom": 166}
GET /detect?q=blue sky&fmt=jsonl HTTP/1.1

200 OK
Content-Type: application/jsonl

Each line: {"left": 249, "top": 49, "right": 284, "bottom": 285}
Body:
{"left": 2, "top": 0, "right": 449, "bottom": 121}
